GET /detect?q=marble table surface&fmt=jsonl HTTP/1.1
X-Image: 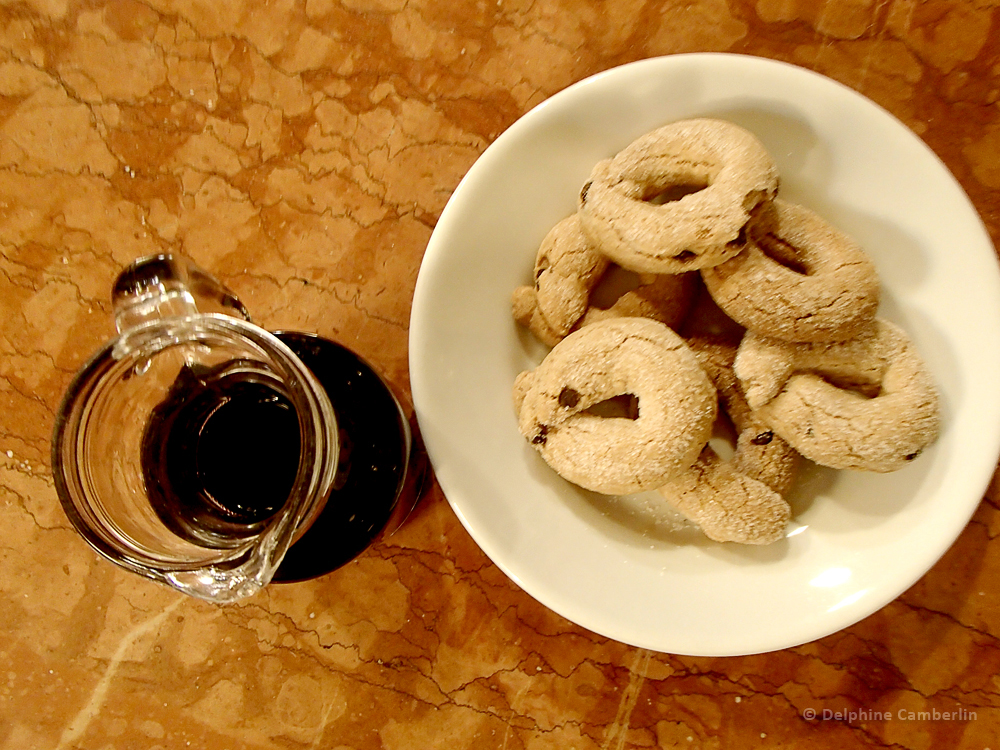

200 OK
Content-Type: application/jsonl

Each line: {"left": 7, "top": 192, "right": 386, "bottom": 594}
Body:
{"left": 3, "top": 0, "right": 1000, "bottom": 748}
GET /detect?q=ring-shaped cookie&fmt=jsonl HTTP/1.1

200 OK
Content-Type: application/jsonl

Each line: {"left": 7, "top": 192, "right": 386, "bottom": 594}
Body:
{"left": 514, "top": 318, "right": 716, "bottom": 495}
{"left": 734, "top": 319, "right": 941, "bottom": 472}
{"left": 577, "top": 118, "right": 779, "bottom": 273}
{"left": 531, "top": 214, "right": 610, "bottom": 337}
{"left": 701, "top": 199, "right": 880, "bottom": 342}
{"left": 656, "top": 339, "right": 797, "bottom": 545}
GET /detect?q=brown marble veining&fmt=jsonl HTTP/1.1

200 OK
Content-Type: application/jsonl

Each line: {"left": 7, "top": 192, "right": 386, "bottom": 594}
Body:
{"left": 2, "top": 0, "right": 1000, "bottom": 748}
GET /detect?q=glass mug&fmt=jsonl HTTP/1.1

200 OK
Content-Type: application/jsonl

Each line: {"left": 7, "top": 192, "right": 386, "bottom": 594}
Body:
{"left": 52, "top": 255, "right": 426, "bottom": 602}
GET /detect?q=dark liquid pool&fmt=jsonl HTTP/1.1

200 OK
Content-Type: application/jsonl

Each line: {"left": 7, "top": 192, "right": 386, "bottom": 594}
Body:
{"left": 141, "top": 332, "right": 425, "bottom": 581}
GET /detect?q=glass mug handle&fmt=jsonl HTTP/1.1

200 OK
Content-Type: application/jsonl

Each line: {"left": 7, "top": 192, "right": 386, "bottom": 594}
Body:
{"left": 111, "top": 254, "right": 251, "bottom": 334}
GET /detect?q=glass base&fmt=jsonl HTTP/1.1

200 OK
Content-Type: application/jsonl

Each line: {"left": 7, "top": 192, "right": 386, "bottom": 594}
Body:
{"left": 269, "top": 332, "right": 429, "bottom": 583}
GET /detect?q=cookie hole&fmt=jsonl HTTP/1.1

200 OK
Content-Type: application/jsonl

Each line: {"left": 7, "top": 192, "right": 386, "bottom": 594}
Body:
{"left": 725, "top": 224, "right": 749, "bottom": 250}
{"left": 583, "top": 393, "right": 639, "bottom": 420}
{"left": 642, "top": 182, "right": 707, "bottom": 204}
{"left": 742, "top": 188, "right": 769, "bottom": 212}
{"left": 758, "top": 233, "right": 810, "bottom": 275}
{"left": 708, "top": 412, "right": 738, "bottom": 461}
{"left": 589, "top": 263, "right": 642, "bottom": 310}
{"left": 534, "top": 256, "right": 550, "bottom": 282}
{"left": 816, "top": 372, "right": 882, "bottom": 399}
{"left": 672, "top": 249, "right": 698, "bottom": 263}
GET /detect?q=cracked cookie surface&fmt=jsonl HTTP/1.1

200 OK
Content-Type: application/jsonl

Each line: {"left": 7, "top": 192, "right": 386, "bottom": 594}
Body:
{"left": 528, "top": 213, "right": 611, "bottom": 338}
{"left": 734, "top": 319, "right": 941, "bottom": 472}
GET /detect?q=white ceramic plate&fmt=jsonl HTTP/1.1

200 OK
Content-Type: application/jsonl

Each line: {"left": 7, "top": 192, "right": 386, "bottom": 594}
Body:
{"left": 408, "top": 54, "right": 1000, "bottom": 656}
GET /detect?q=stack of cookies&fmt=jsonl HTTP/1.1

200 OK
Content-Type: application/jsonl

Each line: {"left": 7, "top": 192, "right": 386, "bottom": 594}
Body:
{"left": 512, "top": 118, "right": 940, "bottom": 545}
